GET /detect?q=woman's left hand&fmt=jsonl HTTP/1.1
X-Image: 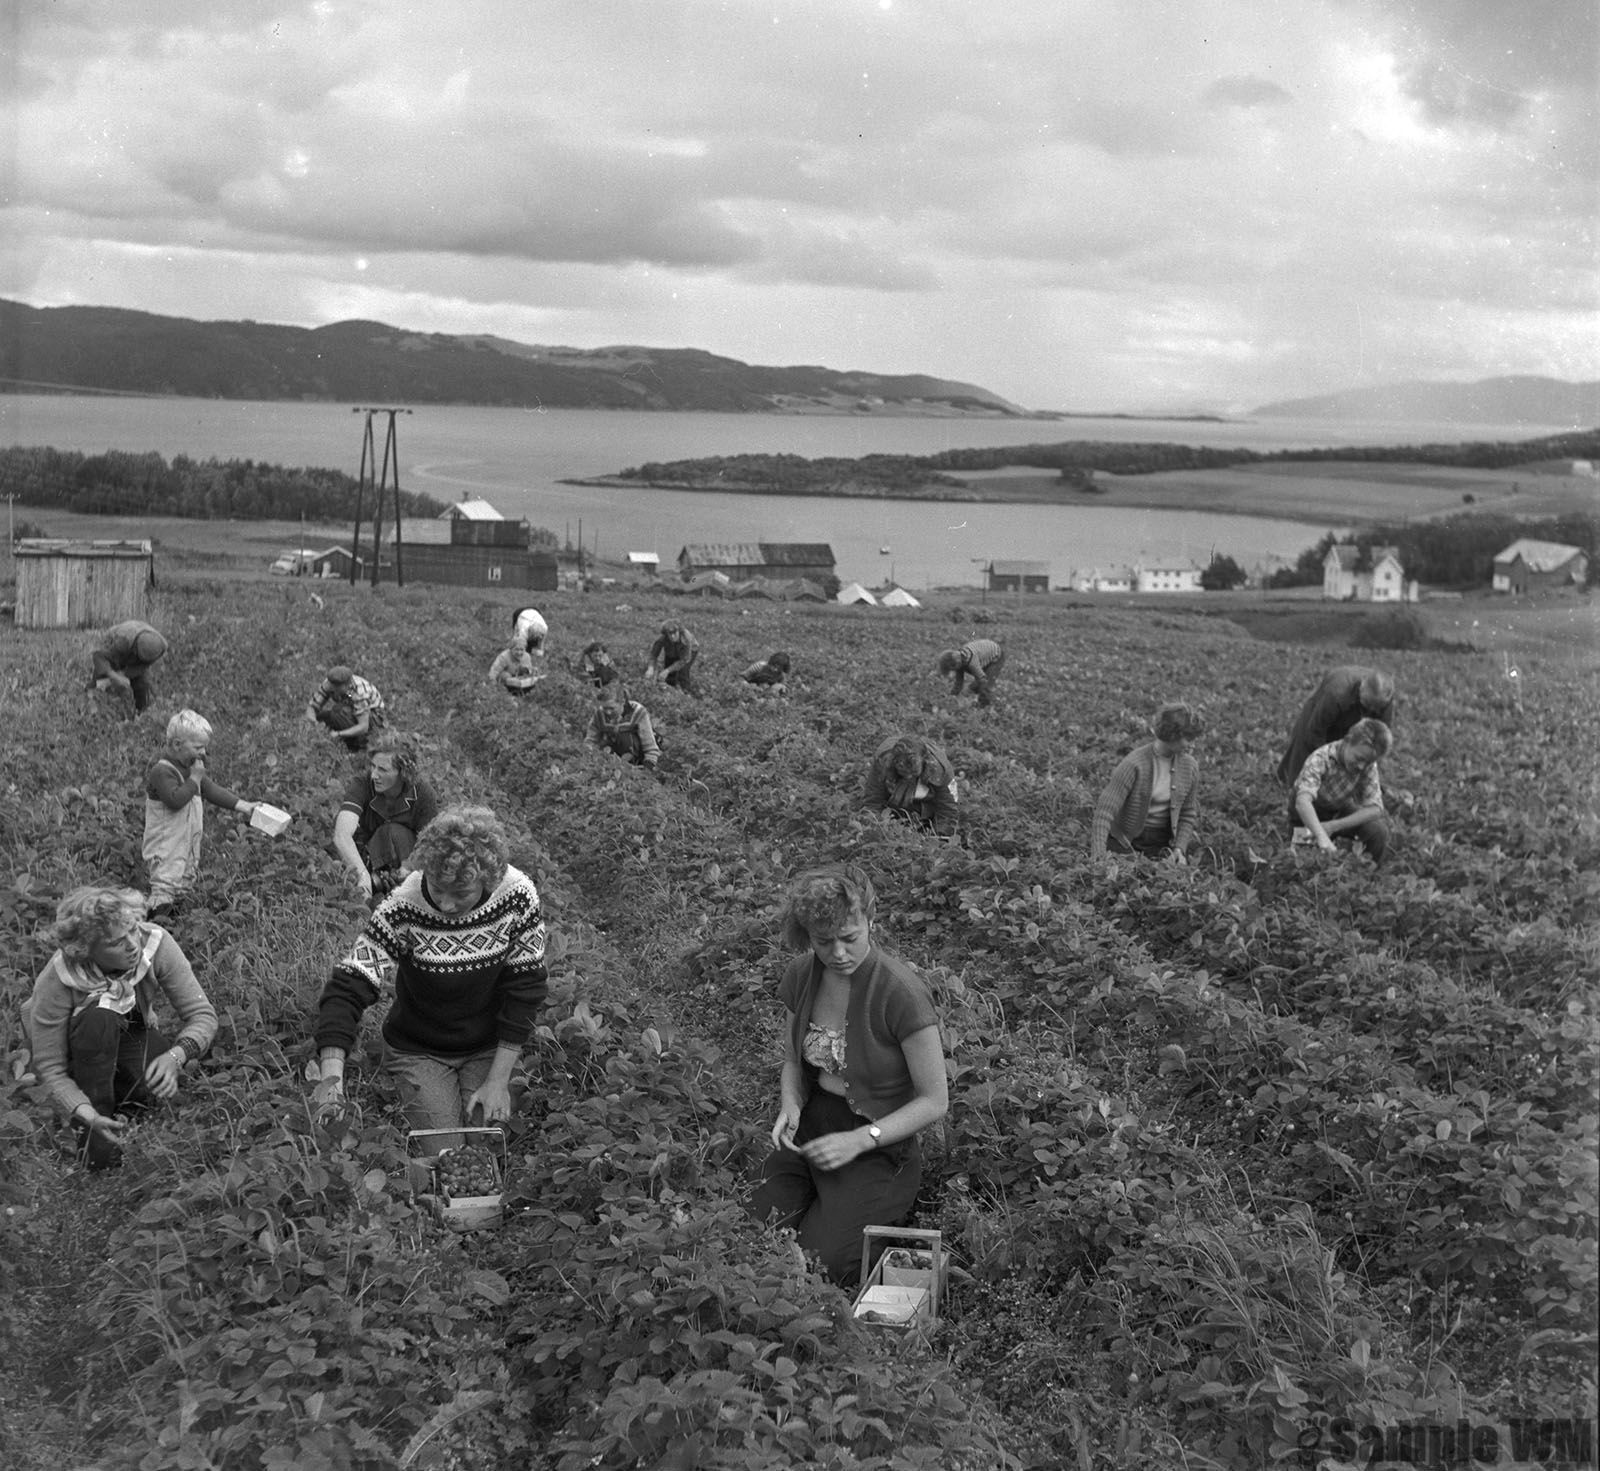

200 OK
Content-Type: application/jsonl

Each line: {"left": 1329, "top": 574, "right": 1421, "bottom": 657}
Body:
{"left": 799, "top": 1128, "right": 870, "bottom": 1173}
{"left": 466, "top": 1079, "right": 514, "bottom": 1127}
{"left": 143, "top": 1047, "right": 185, "bottom": 1100}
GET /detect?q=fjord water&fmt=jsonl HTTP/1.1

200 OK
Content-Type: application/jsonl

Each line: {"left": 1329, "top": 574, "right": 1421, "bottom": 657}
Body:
{"left": 0, "top": 395, "right": 1562, "bottom": 588}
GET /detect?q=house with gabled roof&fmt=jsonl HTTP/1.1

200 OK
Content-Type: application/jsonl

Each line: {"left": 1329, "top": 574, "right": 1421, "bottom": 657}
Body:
{"left": 1492, "top": 539, "right": 1589, "bottom": 594}
{"left": 677, "top": 542, "right": 836, "bottom": 583}
{"left": 987, "top": 559, "right": 1050, "bottom": 593}
{"left": 1324, "top": 544, "right": 1409, "bottom": 602}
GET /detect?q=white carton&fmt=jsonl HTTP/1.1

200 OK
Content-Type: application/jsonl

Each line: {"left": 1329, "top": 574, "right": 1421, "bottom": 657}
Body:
{"left": 250, "top": 802, "right": 292, "bottom": 836}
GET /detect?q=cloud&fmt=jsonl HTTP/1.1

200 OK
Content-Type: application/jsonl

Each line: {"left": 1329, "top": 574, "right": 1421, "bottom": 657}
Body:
{"left": 3, "top": 0, "right": 1596, "bottom": 409}
{"left": 1204, "top": 76, "right": 1295, "bottom": 110}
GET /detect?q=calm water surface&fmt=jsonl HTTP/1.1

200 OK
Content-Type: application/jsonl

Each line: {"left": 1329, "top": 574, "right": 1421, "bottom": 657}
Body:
{"left": 0, "top": 396, "right": 1567, "bottom": 588}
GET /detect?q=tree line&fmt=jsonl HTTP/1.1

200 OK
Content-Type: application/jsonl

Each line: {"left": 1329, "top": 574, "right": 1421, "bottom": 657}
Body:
{"left": 0, "top": 445, "right": 451, "bottom": 523}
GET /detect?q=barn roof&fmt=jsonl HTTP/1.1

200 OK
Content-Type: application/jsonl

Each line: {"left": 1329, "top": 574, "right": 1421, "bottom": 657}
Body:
{"left": 680, "top": 542, "right": 836, "bottom": 567}
{"left": 989, "top": 560, "right": 1050, "bottom": 576}
{"left": 440, "top": 498, "right": 503, "bottom": 521}
{"left": 15, "top": 538, "right": 152, "bottom": 558}
{"left": 1494, "top": 538, "right": 1585, "bottom": 571}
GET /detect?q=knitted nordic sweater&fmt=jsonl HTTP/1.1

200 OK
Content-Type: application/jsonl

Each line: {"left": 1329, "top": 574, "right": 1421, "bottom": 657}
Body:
{"left": 315, "top": 866, "right": 548, "bottom": 1058}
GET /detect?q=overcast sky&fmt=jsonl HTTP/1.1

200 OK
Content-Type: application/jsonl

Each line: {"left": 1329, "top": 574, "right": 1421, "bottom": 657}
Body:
{"left": 3, "top": 0, "right": 1595, "bottom": 411}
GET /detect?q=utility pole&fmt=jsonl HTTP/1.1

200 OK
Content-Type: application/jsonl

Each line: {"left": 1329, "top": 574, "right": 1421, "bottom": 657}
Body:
{"left": 350, "top": 407, "right": 411, "bottom": 588}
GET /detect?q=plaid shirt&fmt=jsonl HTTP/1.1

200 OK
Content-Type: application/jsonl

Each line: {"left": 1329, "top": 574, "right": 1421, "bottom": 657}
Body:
{"left": 315, "top": 674, "right": 385, "bottom": 720}
{"left": 1294, "top": 741, "right": 1382, "bottom": 813}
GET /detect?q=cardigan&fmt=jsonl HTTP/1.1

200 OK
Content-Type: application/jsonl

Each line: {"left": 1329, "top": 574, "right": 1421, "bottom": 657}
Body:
{"left": 777, "top": 947, "right": 939, "bottom": 1122}
{"left": 315, "top": 865, "right": 548, "bottom": 1058}
{"left": 1090, "top": 742, "right": 1201, "bottom": 857}
{"left": 26, "top": 924, "right": 218, "bottom": 1118}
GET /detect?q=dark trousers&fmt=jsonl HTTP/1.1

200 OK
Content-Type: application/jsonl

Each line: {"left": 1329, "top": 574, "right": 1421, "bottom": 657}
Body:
{"left": 67, "top": 1007, "right": 171, "bottom": 1167}
{"left": 1290, "top": 798, "right": 1390, "bottom": 865}
{"left": 664, "top": 661, "right": 698, "bottom": 697}
{"left": 749, "top": 1089, "right": 921, "bottom": 1287}
{"left": 1109, "top": 817, "right": 1174, "bottom": 857}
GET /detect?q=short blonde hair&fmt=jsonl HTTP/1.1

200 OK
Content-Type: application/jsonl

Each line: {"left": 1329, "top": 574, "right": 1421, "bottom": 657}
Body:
{"left": 50, "top": 886, "right": 146, "bottom": 963}
{"left": 779, "top": 864, "right": 877, "bottom": 951}
{"left": 166, "top": 708, "right": 213, "bottom": 744}
{"left": 410, "top": 806, "right": 510, "bottom": 894}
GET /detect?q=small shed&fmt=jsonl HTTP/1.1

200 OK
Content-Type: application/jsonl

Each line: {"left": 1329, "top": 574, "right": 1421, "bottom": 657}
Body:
{"left": 310, "top": 545, "right": 361, "bottom": 579}
{"left": 626, "top": 552, "right": 660, "bottom": 575}
{"left": 1492, "top": 539, "right": 1589, "bottom": 594}
{"left": 987, "top": 560, "right": 1050, "bottom": 593}
{"left": 14, "top": 539, "right": 154, "bottom": 629}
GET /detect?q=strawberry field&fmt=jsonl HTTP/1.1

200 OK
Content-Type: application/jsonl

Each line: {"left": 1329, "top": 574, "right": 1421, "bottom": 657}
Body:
{"left": 1, "top": 576, "right": 1595, "bottom": 1470}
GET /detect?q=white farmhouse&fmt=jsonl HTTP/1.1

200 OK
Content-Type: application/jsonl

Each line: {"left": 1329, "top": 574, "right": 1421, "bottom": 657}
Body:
{"left": 1324, "top": 544, "right": 1411, "bottom": 602}
{"left": 1134, "top": 563, "right": 1203, "bottom": 593}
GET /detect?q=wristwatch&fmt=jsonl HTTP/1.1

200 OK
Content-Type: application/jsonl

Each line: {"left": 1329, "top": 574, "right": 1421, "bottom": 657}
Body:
{"left": 865, "top": 1124, "right": 882, "bottom": 1148}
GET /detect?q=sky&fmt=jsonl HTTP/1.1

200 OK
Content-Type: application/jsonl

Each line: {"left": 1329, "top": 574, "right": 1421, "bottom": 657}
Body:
{"left": 2, "top": 0, "right": 1596, "bottom": 413}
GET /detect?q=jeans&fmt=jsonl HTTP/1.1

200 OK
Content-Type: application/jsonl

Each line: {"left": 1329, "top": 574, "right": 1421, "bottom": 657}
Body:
{"left": 382, "top": 1039, "right": 501, "bottom": 1149}
{"left": 749, "top": 1089, "right": 922, "bottom": 1287}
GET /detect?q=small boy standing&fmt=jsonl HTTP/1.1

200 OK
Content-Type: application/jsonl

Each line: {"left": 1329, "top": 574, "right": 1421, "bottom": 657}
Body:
{"left": 144, "top": 709, "right": 259, "bottom": 919}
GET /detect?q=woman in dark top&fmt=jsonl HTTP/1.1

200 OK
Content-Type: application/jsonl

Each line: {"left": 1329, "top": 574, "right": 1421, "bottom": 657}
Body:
{"left": 748, "top": 864, "right": 947, "bottom": 1285}
{"left": 332, "top": 733, "right": 439, "bottom": 902}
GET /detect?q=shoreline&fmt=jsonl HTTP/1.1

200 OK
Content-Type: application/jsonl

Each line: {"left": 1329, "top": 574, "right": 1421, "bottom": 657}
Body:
{"left": 561, "top": 474, "right": 1370, "bottom": 528}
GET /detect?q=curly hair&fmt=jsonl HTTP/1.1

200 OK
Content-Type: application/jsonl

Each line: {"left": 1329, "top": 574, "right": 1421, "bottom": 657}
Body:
{"left": 779, "top": 863, "right": 877, "bottom": 951}
{"left": 937, "top": 649, "right": 962, "bottom": 676}
{"left": 888, "top": 735, "right": 926, "bottom": 780}
{"left": 165, "top": 708, "right": 213, "bottom": 744}
{"left": 1153, "top": 702, "right": 1205, "bottom": 743}
{"left": 1346, "top": 718, "right": 1394, "bottom": 758}
{"left": 409, "top": 806, "right": 510, "bottom": 894}
{"left": 367, "top": 731, "right": 419, "bottom": 783}
{"left": 50, "top": 885, "right": 146, "bottom": 963}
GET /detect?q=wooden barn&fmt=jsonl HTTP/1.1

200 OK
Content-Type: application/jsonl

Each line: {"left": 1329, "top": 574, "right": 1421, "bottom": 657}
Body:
{"left": 379, "top": 543, "right": 559, "bottom": 591}
{"left": 987, "top": 559, "right": 1050, "bottom": 593}
{"left": 13, "top": 538, "right": 154, "bottom": 630}
{"left": 677, "top": 542, "right": 836, "bottom": 583}
{"left": 1492, "top": 539, "right": 1589, "bottom": 595}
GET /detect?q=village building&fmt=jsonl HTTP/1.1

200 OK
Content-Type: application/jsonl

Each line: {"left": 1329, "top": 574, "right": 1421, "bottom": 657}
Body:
{"left": 1491, "top": 538, "right": 1590, "bottom": 595}
{"left": 372, "top": 498, "right": 558, "bottom": 590}
{"left": 1134, "top": 564, "right": 1203, "bottom": 593}
{"left": 677, "top": 542, "right": 836, "bottom": 583}
{"left": 836, "top": 582, "right": 878, "bottom": 605}
{"left": 986, "top": 560, "right": 1050, "bottom": 593}
{"left": 1091, "top": 569, "right": 1133, "bottom": 594}
{"left": 14, "top": 538, "right": 154, "bottom": 629}
{"left": 626, "top": 552, "right": 660, "bottom": 576}
{"left": 1323, "top": 544, "right": 1412, "bottom": 602}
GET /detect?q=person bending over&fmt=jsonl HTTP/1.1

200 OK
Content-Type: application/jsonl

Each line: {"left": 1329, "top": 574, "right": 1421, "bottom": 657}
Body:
{"left": 1276, "top": 665, "right": 1395, "bottom": 787}
{"left": 861, "top": 734, "right": 959, "bottom": 836}
{"left": 938, "top": 637, "right": 1004, "bottom": 709}
{"left": 332, "top": 733, "right": 439, "bottom": 903}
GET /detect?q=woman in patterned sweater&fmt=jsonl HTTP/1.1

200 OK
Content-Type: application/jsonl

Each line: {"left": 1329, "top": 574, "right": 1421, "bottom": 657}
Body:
{"left": 312, "top": 807, "right": 549, "bottom": 1138}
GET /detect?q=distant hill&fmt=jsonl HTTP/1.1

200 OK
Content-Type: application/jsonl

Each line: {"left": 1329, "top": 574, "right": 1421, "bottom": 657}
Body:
{"left": 1252, "top": 376, "right": 1599, "bottom": 427}
{"left": 0, "top": 300, "right": 1025, "bottom": 416}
